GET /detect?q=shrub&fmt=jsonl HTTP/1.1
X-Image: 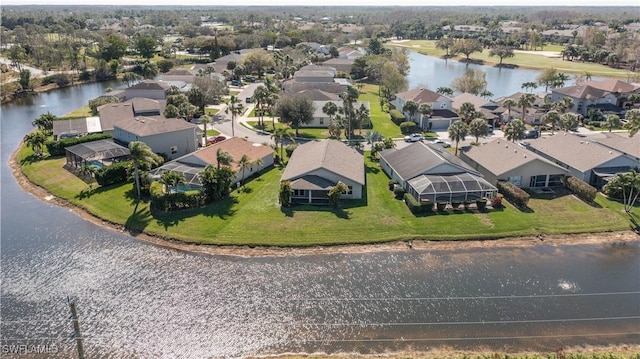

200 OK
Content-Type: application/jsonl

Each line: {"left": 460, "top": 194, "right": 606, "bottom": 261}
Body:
{"left": 463, "top": 199, "right": 473, "bottom": 209}
{"left": 403, "top": 193, "right": 434, "bottom": 214}
{"left": 95, "top": 161, "right": 129, "bottom": 186}
{"left": 495, "top": 181, "right": 529, "bottom": 207}
{"left": 150, "top": 181, "right": 206, "bottom": 212}
{"left": 389, "top": 109, "right": 405, "bottom": 125}
{"left": 79, "top": 70, "right": 92, "bottom": 81}
{"left": 388, "top": 179, "right": 397, "bottom": 191}
{"left": 564, "top": 176, "right": 597, "bottom": 203}
{"left": 393, "top": 186, "right": 405, "bottom": 199}
{"left": 491, "top": 194, "right": 504, "bottom": 208}
{"left": 451, "top": 200, "right": 463, "bottom": 209}
{"left": 476, "top": 198, "right": 487, "bottom": 210}
{"left": 436, "top": 201, "right": 447, "bottom": 211}
{"left": 399, "top": 121, "right": 418, "bottom": 134}
{"left": 45, "top": 133, "right": 113, "bottom": 156}
{"left": 285, "top": 144, "right": 297, "bottom": 158}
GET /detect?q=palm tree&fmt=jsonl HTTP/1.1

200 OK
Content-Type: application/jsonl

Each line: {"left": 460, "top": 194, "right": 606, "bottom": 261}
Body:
{"left": 23, "top": 130, "right": 47, "bottom": 157}
{"left": 504, "top": 119, "right": 526, "bottom": 142}
{"left": 502, "top": 98, "right": 517, "bottom": 122}
{"left": 78, "top": 164, "right": 97, "bottom": 189}
{"left": 129, "top": 141, "right": 162, "bottom": 200}
{"left": 605, "top": 114, "right": 621, "bottom": 133}
{"left": 322, "top": 101, "right": 339, "bottom": 134}
{"left": 271, "top": 127, "right": 294, "bottom": 161}
{"left": 469, "top": 118, "right": 488, "bottom": 143}
{"left": 328, "top": 181, "right": 349, "bottom": 208}
{"left": 521, "top": 81, "right": 538, "bottom": 93}
{"left": 436, "top": 87, "right": 454, "bottom": 96}
{"left": 252, "top": 157, "right": 264, "bottom": 174}
{"left": 543, "top": 110, "right": 560, "bottom": 135}
{"left": 32, "top": 112, "right": 57, "bottom": 136}
{"left": 448, "top": 120, "right": 468, "bottom": 156}
{"left": 225, "top": 95, "right": 244, "bottom": 137}
{"left": 252, "top": 85, "right": 270, "bottom": 127}
{"left": 340, "top": 89, "right": 357, "bottom": 143}
{"left": 517, "top": 93, "right": 536, "bottom": 123}
{"left": 215, "top": 148, "right": 233, "bottom": 170}
{"left": 237, "top": 154, "right": 251, "bottom": 186}
{"left": 160, "top": 170, "right": 186, "bottom": 193}
{"left": 418, "top": 103, "right": 432, "bottom": 130}
{"left": 624, "top": 109, "right": 640, "bottom": 137}
{"left": 355, "top": 104, "right": 370, "bottom": 135}
{"left": 559, "top": 112, "right": 579, "bottom": 132}
{"left": 604, "top": 170, "right": 640, "bottom": 213}
{"left": 458, "top": 102, "right": 476, "bottom": 124}
{"left": 200, "top": 115, "right": 211, "bottom": 146}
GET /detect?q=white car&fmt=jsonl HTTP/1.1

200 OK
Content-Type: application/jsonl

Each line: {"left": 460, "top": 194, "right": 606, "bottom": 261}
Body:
{"left": 432, "top": 139, "right": 451, "bottom": 148}
{"left": 404, "top": 133, "right": 423, "bottom": 142}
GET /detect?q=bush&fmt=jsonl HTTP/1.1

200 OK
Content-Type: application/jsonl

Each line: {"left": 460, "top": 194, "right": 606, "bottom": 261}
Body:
{"left": 491, "top": 194, "right": 504, "bottom": 208}
{"left": 476, "top": 198, "right": 487, "bottom": 210}
{"left": 436, "top": 201, "right": 447, "bottom": 211}
{"left": 150, "top": 181, "right": 206, "bottom": 212}
{"left": 388, "top": 179, "right": 397, "bottom": 191}
{"left": 399, "top": 121, "right": 418, "bottom": 134}
{"left": 95, "top": 161, "right": 129, "bottom": 186}
{"left": 389, "top": 109, "right": 406, "bottom": 125}
{"left": 79, "top": 70, "right": 92, "bottom": 81}
{"left": 495, "top": 181, "right": 529, "bottom": 207}
{"left": 45, "top": 133, "right": 113, "bottom": 156}
{"left": 393, "top": 186, "right": 405, "bottom": 199}
{"left": 564, "top": 176, "right": 597, "bottom": 203}
{"left": 285, "top": 144, "right": 297, "bottom": 158}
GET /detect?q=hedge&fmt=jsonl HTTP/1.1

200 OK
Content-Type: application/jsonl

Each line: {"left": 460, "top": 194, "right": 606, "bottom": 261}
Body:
{"left": 45, "top": 133, "right": 113, "bottom": 156}
{"left": 95, "top": 161, "right": 129, "bottom": 186}
{"left": 496, "top": 181, "right": 529, "bottom": 208}
{"left": 564, "top": 176, "right": 597, "bottom": 203}
{"left": 150, "top": 181, "right": 206, "bottom": 212}
{"left": 399, "top": 121, "right": 418, "bottom": 134}
{"left": 393, "top": 186, "right": 405, "bottom": 199}
{"left": 404, "top": 193, "right": 434, "bottom": 214}
{"left": 389, "top": 109, "right": 406, "bottom": 126}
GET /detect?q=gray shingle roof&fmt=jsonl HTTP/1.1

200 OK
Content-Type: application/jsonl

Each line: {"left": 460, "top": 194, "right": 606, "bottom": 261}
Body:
{"left": 282, "top": 140, "right": 364, "bottom": 185}
{"left": 396, "top": 88, "right": 446, "bottom": 104}
{"left": 115, "top": 116, "right": 198, "bottom": 137}
{"left": 592, "top": 133, "right": 640, "bottom": 159}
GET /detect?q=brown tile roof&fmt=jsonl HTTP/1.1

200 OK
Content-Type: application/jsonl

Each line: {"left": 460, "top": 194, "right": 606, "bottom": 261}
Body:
{"left": 463, "top": 139, "right": 567, "bottom": 176}
{"left": 583, "top": 79, "right": 639, "bottom": 94}
{"left": 193, "top": 137, "right": 273, "bottom": 171}
{"left": 522, "top": 133, "right": 629, "bottom": 172}
{"left": 396, "top": 88, "right": 445, "bottom": 104}
{"left": 282, "top": 140, "right": 364, "bottom": 185}
{"left": 114, "top": 116, "right": 198, "bottom": 137}
{"left": 552, "top": 85, "right": 606, "bottom": 99}
{"left": 452, "top": 93, "right": 495, "bottom": 111}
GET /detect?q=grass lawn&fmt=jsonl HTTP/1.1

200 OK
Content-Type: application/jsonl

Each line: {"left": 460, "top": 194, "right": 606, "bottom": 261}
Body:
{"left": 63, "top": 105, "right": 92, "bottom": 118}
{"left": 389, "top": 40, "right": 630, "bottom": 78}
{"left": 18, "top": 143, "right": 637, "bottom": 247}
{"left": 204, "top": 108, "right": 219, "bottom": 115}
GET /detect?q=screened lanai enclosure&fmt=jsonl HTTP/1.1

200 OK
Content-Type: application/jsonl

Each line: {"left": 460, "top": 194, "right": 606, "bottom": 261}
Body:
{"left": 149, "top": 161, "right": 205, "bottom": 190}
{"left": 64, "top": 139, "right": 130, "bottom": 170}
{"left": 407, "top": 173, "right": 498, "bottom": 203}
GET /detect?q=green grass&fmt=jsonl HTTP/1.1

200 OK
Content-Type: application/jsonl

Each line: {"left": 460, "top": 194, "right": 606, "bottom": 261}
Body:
{"left": 389, "top": 40, "right": 630, "bottom": 78}
{"left": 63, "top": 105, "right": 92, "bottom": 118}
{"left": 18, "top": 142, "right": 637, "bottom": 247}
{"left": 204, "top": 108, "right": 219, "bottom": 115}
{"left": 358, "top": 84, "right": 403, "bottom": 139}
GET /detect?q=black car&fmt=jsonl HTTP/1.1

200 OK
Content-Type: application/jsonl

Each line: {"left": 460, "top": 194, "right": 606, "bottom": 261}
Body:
{"left": 523, "top": 129, "right": 540, "bottom": 139}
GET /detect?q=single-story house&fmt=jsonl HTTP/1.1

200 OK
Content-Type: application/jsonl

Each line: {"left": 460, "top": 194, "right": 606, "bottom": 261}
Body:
{"left": 281, "top": 140, "right": 364, "bottom": 204}
{"left": 521, "top": 133, "right": 639, "bottom": 188}
{"left": 451, "top": 93, "right": 504, "bottom": 126}
{"left": 64, "top": 139, "right": 130, "bottom": 170}
{"left": 321, "top": 58, "right": 354, "bottom": 74}
{"left": 302, "top": 100, "right": 371, "bottom": 128}
{"left": 461, "top": 139, "right": 569, "bottom": 188}
{"left": 495, "top": 92, "right": 546, "bottom": 125}
{"left": 293, "top": 69, "right": 335, "bottom": 83}
{"left": 113, "top": 116, "right": 199, "bottom": 160}
{"left": 53, "top": 116, "right": 103, "bottom": 141}
{"left": 150, "top": 137, "right": 274, "bottom": 189}
{"left": 379, "top": 142, "right": 497, "bottom": 203}
{"left": 590, "top": 132, "right": 640, "bottom": 163}
{"left": 124, "top": 80, "right": 171, "bottom": 100}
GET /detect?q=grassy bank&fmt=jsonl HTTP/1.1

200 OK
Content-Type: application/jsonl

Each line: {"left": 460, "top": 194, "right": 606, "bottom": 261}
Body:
{"left": 389, "top": 40, "right": 631, "bottom": 78}
{"left": 18, "top": 143, "right": 636, "bottom": 247}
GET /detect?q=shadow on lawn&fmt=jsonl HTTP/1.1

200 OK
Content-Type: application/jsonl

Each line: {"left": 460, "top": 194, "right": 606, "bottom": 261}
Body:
{"left": 281, "top": 203, "right": 353, "bottom": 219}
{"left": 126, "top": 202, "right": 153, "bottom": 232}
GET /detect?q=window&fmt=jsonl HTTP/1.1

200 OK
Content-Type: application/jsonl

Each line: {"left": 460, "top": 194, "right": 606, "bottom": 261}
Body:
{"left": 508, "top": 176, "right": 522, "bottom": 186}
{"left": 170, "top": 146, "right": 178, "bottom": 155}
{"left": 319, "top": 118, "right": 324, "bottom": 125}
{"left": 293, "top": 189, "right": 306, "bottom": 197}
{"left": 529, "top": 175, "right": 547, "bottom": 188}
{"left": 342, "top": 186, "right": 353, "bottom": 195}
{"left": 548, "top": 174, "right": 563, "bottom": 187}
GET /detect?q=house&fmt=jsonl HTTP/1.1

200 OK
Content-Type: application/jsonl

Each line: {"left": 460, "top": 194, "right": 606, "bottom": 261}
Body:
{"left": 394, "top": 88, "right": 453, "bottom": 130}
{"left": 521, "top": 133, "right": 639, "bottom": 188}
{"left": 150, "top": 137, "right": 274, "bottom": 188}
{"left": 302, "top": 100, "right": 370, "bottom": 128}
{"left": 125, "top": 80, "right": 171, "bottom": 100}
{"left": 64, "top": 139, "right": 130, "bottom": 170}
{"left": 495, "top": 92, "right": 546, "bottom": 124}
{"left": 582, "top": 79, "right": 640, "bottom": 108}
{"left": 282, "top": 81, "right": 348, "bottom": 95}
{"left": 590, "top": 132, "right": 640, "bottom": 163}
{"left": 550, "top": 84, "right": 619, "bottom": 117}
{"left": 321, "top": 58, "right": 354, "bottom": 74}
{"left": 461, "top": 139, "right": 568, "bottom": 188}
{"left": 451, "top": 93, "right": 504, "bottom": 126}
{"left": 98, "top": 98, "right": 166, "bottom": 134}
{"left": 113, "top": 116, "right": 199, "bottom": 159}
{"left": 159, "top": 68, "right": 198, "bottom": 84}
{"left": 296, "top": 89, "right": 341, "bottom": 101}
{"left": 281, "top": 140, "right": 364, "bottom": 204}
{"left": 293, "top": 69, "right": 335, "bottom": 83}
{"left": 379, "top": 142, "right": 497, "bottom": 203}
{"left": 53, "top": 116, "right": 103, "bottom": 140}
{"left": 337, "top": 46, "right": 363, "bottom": 60}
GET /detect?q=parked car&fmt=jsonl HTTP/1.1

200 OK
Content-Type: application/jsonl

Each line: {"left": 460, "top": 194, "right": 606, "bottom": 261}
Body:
{"left": 487, "top": 124, "right": 494, "bottom": 133}
{"left": 523, "top": 129, "right": 540, "bottom": 139}
{"left": 404, "top": 133, "right": 423, "bottom": 142}
{"left": 230, "top": 80, "right": 242, "bottom": 86}
{"left": 207, "top": 135, "right": 227, "bottom": 144}
{"left": 432, "top": 139, "right": 451, "bottom": 148}
{"left": 244, "top": 76, "right": 256, "bottom": 82}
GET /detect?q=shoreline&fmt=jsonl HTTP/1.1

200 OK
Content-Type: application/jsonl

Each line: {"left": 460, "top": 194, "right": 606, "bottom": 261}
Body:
{"left": 9, "top": 145, "right": 640, "bottom": 258}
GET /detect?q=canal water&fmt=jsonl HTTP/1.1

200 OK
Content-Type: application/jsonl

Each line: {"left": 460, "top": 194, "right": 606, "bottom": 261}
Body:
{"left": 1, "top": 67, "right": 638, "bottom": 358}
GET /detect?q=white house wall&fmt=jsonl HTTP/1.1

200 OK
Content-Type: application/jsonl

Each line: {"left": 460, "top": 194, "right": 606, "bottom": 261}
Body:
{"left": 302, "top": 167, "right": 363, "bottom": 200}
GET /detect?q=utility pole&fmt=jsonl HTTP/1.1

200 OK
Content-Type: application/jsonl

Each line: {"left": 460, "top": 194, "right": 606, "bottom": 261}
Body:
{"left": 68, "top": 297, "right": 85, "bottom": 359}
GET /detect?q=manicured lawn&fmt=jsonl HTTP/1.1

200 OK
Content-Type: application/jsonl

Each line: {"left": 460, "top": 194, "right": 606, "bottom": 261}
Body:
{"left": 204, "top": 108, "right": 219, "bottom": 116}
{"left": 63, "top": 105, "right": 92, "bottom": 118}
{"left": 358, "top": 84, "right": 403, "bottom": 139}
{"left": 18, "top": 143, "right": 637, "bottom": 247}
{"left": 389, "top": 40, "right": 629, "bottom": 78}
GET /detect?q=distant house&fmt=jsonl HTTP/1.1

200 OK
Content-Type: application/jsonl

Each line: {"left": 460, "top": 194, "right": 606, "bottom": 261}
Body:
{"left": 150, "top": 137, "right": 274, "bottom": 188}
{"left": 495, "top": 92, "right": 546, "bottom": 125}
{"left": 53, "top": 116, "right": 103, "bottom": 141}
{"left": 282, "top": 81, "right": 348, "bottom": 95}
{"left": 304, "top": 100, "right": 370, "bottom": 128}
{"left": 590, "top": 132, "right": 640, "bottom": 163}
{"left": 521, "top": 133, "right": 639, "bottom": 188}
{"left": 293, "top": 69, "right": 335, "bottom": 83}
{"left": 281, "top": 140, "right": 365, "bottom": 204}
{"left": 321, "top": 58, "right": 354, "bottom": 74}
{"left": 296, "top": 89, "right": 341, "bottom": 101}
{"left": 550, "top": 84, "right": 619, "bottom": 117}
{"left": 125, "top": 80, "right": 171, "bottom": 100}
{"left": 98, "top": 98, "right": 166, "bottom": 134}
{"left": 582, "top": 79, "right": 640, "bottom": 108}
{"left": 461, "top": 139, "right": 568, "bottom": 188}
{"left": 451, "top": 93, "right": 504, "bottom": 126}
{"left": 113, "top": 116, "right": 199, "bottom": 159}
{"left": 379, "top": 142, "right": 497, "bottom": 202}
{"left": 337, "top": 46, "right": 363, "bottom": 60}
{"left": 394, "top": 88, "right": 453, "bottom": 130}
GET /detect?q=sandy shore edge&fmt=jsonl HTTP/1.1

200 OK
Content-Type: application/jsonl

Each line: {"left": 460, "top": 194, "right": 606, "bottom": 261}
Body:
{"left": 9, "top": 146, "right": 639, "bottom": 258}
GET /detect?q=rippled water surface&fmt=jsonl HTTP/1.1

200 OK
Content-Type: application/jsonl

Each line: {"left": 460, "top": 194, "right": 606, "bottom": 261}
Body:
{"left": 1, "top": 77, "right": 639, "bottom": 358}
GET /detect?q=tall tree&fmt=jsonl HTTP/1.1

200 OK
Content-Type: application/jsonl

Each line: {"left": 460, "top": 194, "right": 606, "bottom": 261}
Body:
{"left": 101, "top": 34, "right": 128, "bottom": 61}
{"left": 469, "top": 118, "right": 488, "bottom": 143}
{"left": 418, "top": 103, "right": 433, "bottom": 129}
{"left": 624, "top": 109, "right": 640, "bottom": 137}
{"left": 215, "top": 148, "right": 233, "bottom": 170}
{"left": 605, "top": 114, "right": 621, "bottom": 132}
{"left": 451, "top": 38, "right": 482, "bottom": 62}
{"left": 458, "top": 102, "right": 476, "bottom": 124}
{"left": 543, "top": 110, "right": 560, "bottom": 135}
{"left": 271, "top": 127, "right": 294, "bottom": 160}
{"left": 252, "top": 85, "right": 270, "bottom": 127}
{"left": 517, "top": 93, "right": 536, "bottom": 123}
{"left": 225, "top": 95, "right": 244, "bottom": 137}
{"left": 559, "top": 112, "right": 579, "bottom": 131}
{"left": 402, "top": 100, "right": 419, "bottom": 123}
{"left": 32, "top": 112, "right": 57, "bottom": 136}
{"left": 448, "top": 120, "right": 468, "bottom": 156}
{"left": 451, "top": 69, "right": 487, "bottom": 95}
{"left": 521, "top": 82, "right": 538, "bottom": 93}
{"left": 18, "top": 69, "right": 31, "bottom": 92}
{"left": 436, "top": 87, "right": 454, "bottom": 96}
{"left": 23, "top": 130, "right": 47, "bottom": 157}
{"left": 503, "top": 119, "right": 526, "bottom": 143}
{"left": 135, "top": 36, "right": 157, "bottom": 60}
{"left": 322, "top": 101, "right": 339, "bottom": 127}
{"left": 502, "top": 98, "right": 517, "bottom": 122}
{"left": 200, "top": 115, "right": 211, "bottom": 146}
{"left": 237, "top": 154, "right": 251, "bottom": 186}
{"left": 241, "top": 49, "right": 275, "bottom": 78}
{"left": 275, "top": 94, "right": 315, "bottom": 137}
{"left": 128, "top": 141, "right": 162, "bottom": 200}
{"left": 489, "top": 45, "right": 514, "bottom": 66}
